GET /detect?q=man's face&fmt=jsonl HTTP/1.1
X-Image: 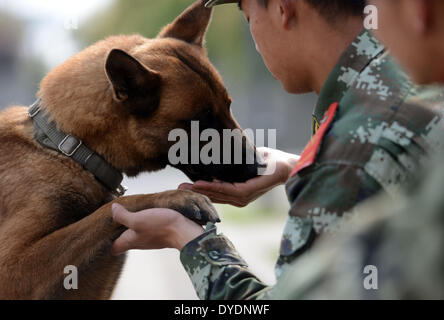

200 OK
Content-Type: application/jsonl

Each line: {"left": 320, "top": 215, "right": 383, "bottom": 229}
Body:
{"left": 240, "top": 0, "right": 311, "bottom": 93}
{"left": 369, "top": 0, "right": 435, "bottom": 84}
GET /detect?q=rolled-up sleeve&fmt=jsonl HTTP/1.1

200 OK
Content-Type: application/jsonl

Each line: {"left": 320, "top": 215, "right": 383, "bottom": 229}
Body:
{"left": 180, "top": 223, "right": 272, "bottom": 300}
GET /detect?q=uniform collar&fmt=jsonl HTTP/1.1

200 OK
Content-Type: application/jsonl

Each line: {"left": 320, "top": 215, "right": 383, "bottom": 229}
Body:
{"left": 312, "top": 29, "right": 385, "bottom": 135}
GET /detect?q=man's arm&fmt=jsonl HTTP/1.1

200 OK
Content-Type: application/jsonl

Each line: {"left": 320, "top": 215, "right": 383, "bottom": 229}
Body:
{"left": 179, "top": 223, "right": 272, "bottom": 300}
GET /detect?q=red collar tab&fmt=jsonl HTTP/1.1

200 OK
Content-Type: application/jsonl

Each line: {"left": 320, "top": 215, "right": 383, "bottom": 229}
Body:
{"left": 290, "top": 102, "right": 339, "bottom": 177}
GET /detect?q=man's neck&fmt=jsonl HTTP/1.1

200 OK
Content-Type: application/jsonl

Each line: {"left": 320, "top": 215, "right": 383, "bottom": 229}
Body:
{"left": 309, "top": 18, "right": 364, "bottom": 94}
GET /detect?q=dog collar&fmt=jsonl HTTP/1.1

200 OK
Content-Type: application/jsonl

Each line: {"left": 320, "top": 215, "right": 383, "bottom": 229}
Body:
{"left": 28, "top": 99, "right": 127, "bottom": 196}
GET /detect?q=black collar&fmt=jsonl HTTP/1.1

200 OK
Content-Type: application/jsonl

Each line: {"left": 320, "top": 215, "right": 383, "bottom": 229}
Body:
{"left": 29, "top": 99, "right": 127, "bottom": 196}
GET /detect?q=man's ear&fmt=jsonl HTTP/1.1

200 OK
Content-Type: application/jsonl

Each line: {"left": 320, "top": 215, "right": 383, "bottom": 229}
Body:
{"left": 406, "top": 0, "right": 431, "bottom": 35}
{"left": 279, "top": 0, "right": 296, "bottom": 30}
{"left": 157, "top": 0, "right": 213, "bottom": 47}
{"left": 105, "top": 49, "right": 161, "bottom": 116}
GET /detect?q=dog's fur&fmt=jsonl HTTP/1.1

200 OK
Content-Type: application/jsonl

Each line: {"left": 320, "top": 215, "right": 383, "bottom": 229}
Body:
{"left": 0, "top": 1, "right": 258, "bottom": 299}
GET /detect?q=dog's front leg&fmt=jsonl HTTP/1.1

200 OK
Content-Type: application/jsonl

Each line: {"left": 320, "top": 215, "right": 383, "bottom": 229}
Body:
{"left": 0, "top": 190, "right": 217, "bottom": 299}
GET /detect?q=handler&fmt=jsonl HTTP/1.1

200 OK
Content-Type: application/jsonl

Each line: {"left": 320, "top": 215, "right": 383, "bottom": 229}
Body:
{"left": 111, "top": 0, "right": 444, "bottom": 299}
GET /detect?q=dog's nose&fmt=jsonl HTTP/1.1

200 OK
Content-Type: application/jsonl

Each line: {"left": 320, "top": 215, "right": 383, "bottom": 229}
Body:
{"left": 236, "top": 145, "right": 265, "bottom": 182}
{"left": 244, "top": 162, "right": 262, "bottom": 181}
{"left": 223, "top": 150, "right": 264, "bottom": 182}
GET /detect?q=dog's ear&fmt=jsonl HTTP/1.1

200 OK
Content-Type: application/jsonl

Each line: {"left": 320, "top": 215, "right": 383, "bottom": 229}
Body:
{"left": 157, "top": 0, "right": 213, "bottom": 47}
{"left": 105, "top": 49, "right": 161, "bottom": 116}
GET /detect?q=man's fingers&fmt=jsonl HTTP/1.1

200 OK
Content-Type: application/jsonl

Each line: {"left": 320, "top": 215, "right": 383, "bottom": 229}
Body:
{"left": 193, "top": 180, "right": 238, "bottom": 194}
{"left": 112, "top": 229, "right": 138, "bottom": 255}
{"left": 178, "top": 183, "right": 193, "bottom": 190}
{"left": 112, "top": 203, "right": 136, "bottom": 229}
{"left": 187, "top": 189, "right": 242, "bottom": 206}
{"left": 179, "top": 182, "right": 251, "bottom": 206}
{"left": 179, "top": 182, "right": 226, "bottom": 193}
{"left": 243, "top": 174, "right": 276, "bottom": 189}
{"left": 192, "top": 190, "right": 228, "bottom": 202}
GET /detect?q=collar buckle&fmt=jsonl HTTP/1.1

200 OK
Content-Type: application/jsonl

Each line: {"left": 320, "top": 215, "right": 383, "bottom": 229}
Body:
{"left": 58, "top": 135, "right": 83, "bottom": 157}
{"left": 115, "top": 185, "right": 128, "bottom": 197}
{"left": 28, "top": 103, "right": 41, "bottom": 118}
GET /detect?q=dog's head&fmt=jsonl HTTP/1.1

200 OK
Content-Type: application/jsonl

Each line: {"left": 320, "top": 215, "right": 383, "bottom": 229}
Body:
{"left": 38, "top": 1, "right": 263, "bottom": 183}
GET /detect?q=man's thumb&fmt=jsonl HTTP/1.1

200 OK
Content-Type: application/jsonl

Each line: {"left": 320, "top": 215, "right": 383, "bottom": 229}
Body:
{"left": 112, "top": 203, "right": 134, "bottom": 229}
{"left": 112, "top": 229, "right": 138, "bottom": 255}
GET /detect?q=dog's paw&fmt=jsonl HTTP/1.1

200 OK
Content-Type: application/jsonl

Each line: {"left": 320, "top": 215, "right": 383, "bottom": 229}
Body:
{"left": 156, "top": 190, "right": 220, "bottom": 225}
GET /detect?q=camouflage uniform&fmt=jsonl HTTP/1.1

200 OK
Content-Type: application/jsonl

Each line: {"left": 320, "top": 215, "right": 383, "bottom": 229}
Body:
{"left": 274, "top": 151, "right": 444, "bottom": 299}
{"left": 180, "top": 30, "right": 444, "bottom": 300}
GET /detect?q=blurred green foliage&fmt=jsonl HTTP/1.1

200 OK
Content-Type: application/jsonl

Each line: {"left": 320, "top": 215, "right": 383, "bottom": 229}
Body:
{"left": 75, "top": 0, "right": 260, "bottom": 80}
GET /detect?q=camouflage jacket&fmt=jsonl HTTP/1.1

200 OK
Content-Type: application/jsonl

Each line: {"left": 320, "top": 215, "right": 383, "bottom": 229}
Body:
{"left": 180, "top": 30, "right": 444, "bottom": 300}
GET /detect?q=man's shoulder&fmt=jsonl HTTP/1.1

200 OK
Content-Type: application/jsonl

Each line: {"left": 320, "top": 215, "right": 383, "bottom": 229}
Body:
{"left": 316, "top": 96, "right": 444, "bottom": 194}
{"left": 334, "top": 93, "right": 442, "bottom": 141}
{"left": 340, "top": 48, "right": 444, "bottom": 112}
{"left": 325, "top": 52, "right": 444, "bottom": 160}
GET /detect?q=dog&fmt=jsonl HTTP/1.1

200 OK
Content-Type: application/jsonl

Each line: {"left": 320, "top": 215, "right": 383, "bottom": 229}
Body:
{"left": 0, "top": 1, "right": 260, "bottom": 299}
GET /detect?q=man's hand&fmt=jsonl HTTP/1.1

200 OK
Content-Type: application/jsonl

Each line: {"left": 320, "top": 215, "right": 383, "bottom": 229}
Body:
{"left": 179, "top": 147, "right": 300, "bottom": 207}
{"left": 111, "top": 203, "right": 205, "bottom": 255}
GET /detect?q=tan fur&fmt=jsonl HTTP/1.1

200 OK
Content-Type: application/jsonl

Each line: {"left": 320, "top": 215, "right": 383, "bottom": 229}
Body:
{"left": 0, "top": 1, "right": 257, "bottom": 299}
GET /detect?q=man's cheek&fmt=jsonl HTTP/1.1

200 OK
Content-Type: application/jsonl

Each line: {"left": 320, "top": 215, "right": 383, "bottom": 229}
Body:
{"left": 250, "top": 24, "right": 263, "bottom": 54}
{"left": 255, "top": 41, "right": 260, "bottom": 53}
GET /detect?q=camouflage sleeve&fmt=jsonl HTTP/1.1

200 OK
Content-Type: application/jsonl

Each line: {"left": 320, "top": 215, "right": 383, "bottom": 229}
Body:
{"left": 274, "top": 163, "right": 382, "bottom": 277}
{"left": 180, "top": 223, "right": 272, "bottom": 300}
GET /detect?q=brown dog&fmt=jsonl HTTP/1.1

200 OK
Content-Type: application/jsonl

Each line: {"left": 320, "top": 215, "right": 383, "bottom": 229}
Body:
{"left": 0, "top": 1, "right": 259, "bottom": 299}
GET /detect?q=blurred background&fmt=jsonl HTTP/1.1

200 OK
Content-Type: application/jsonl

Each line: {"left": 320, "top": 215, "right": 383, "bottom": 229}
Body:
{"left": 0, "top": 0, "right": 317, "bottom": 299}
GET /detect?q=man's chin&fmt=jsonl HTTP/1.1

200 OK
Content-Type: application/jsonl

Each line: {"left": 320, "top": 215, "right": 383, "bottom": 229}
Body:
{"left": 411, "top": 69, "right": 440, "bottom": 86}
{"left": 283, "top": 83, "right": 314, "bottom": 95}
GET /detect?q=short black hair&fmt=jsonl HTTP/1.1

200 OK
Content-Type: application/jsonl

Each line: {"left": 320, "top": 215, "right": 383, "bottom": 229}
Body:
{"left": 256, "top": 0, "right": 366, "bottom": 20}
{"left": 304, "top": 0, "right": 366, "bottom": 19}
